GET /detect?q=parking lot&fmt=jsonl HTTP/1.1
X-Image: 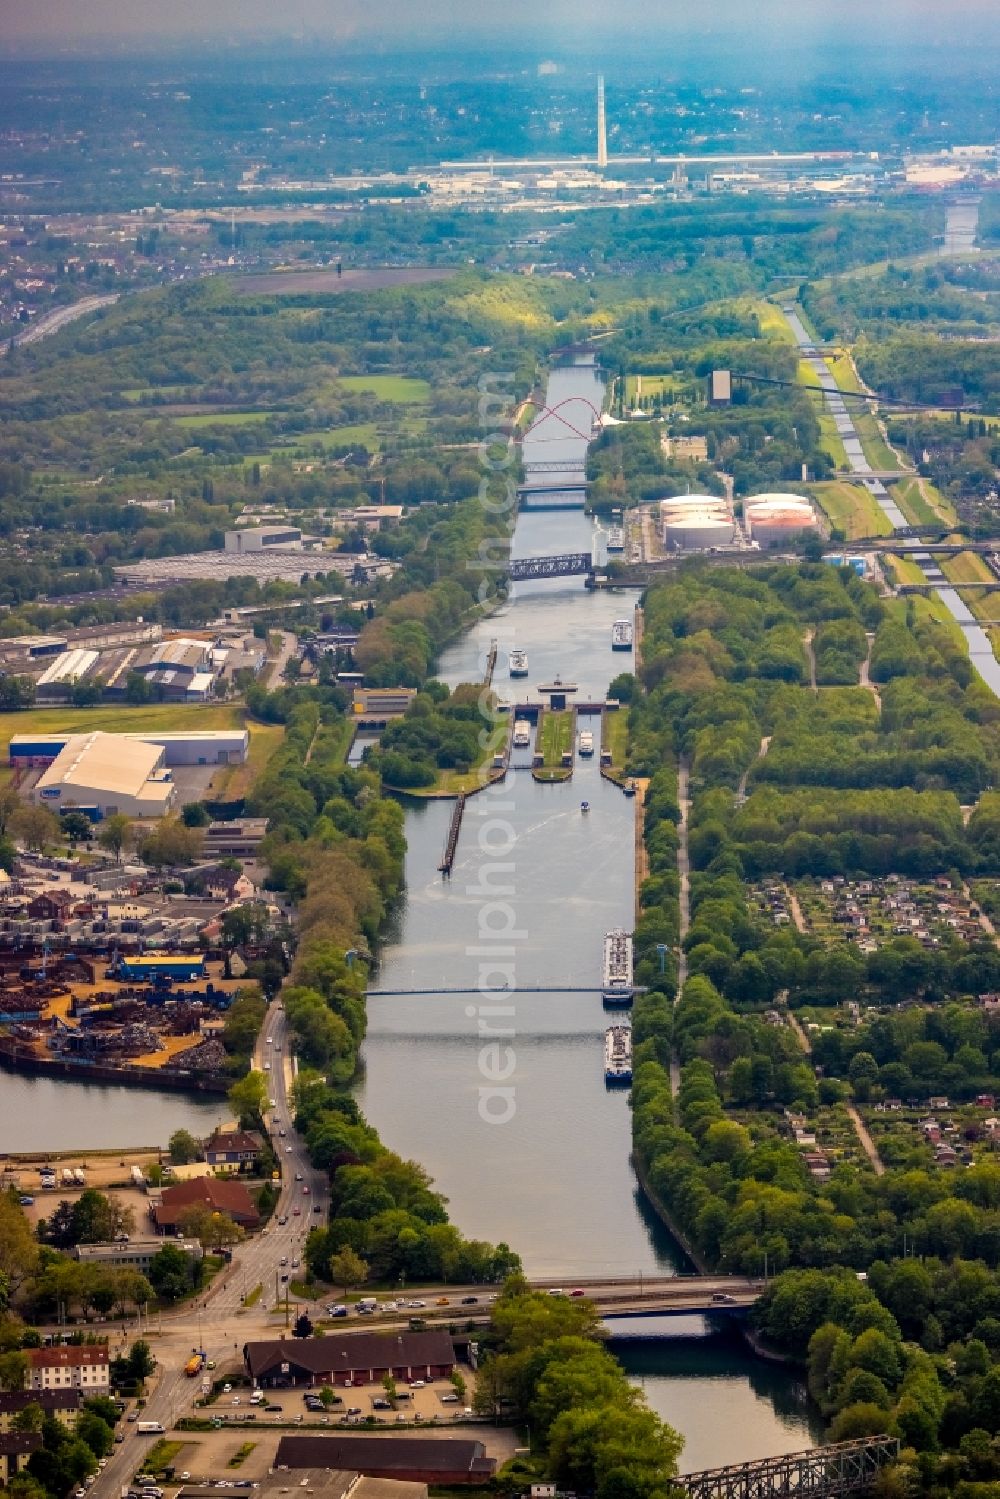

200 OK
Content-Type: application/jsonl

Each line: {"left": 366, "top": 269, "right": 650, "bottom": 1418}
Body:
{"left": 212, "top": 1371, "right": 478, "bottom": 1428}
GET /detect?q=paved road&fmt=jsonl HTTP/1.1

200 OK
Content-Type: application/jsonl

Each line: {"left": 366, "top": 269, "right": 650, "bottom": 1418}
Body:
{"left": 2, "top": 295, "right": 118, "bottom": 354}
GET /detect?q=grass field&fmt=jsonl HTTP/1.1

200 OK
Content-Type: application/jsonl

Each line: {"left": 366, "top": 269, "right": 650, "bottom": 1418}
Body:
{"left": 940, "top": 552, "right": 996, "bottom": 586}
{"left": 894, "top": 476, "right": 959, "bottom": 528}
{"left": 601, "top": 708, "right": 629, "bottom": 769}
{"left": 0, "top": 703, "right": 283, "bottom": 803}
{"left": 336, "top": 375, "right": 430, "bottom": 403}
{"left": 810, "top": 481, "right": 893, "bottom": 540}
{"left": 882, "top": 554, "right": 928, "bottom": 586}
{"left": 625, "top": 373, "right": 681, "bottom": 403}
{"left": 533, "top": 709, "right": 573, "bottom": 783}
{"left": 885, "top": 593, "right": 970, "bottom": 655}
{"left": 174, "top": 410, "right": 274, "bottom": 428}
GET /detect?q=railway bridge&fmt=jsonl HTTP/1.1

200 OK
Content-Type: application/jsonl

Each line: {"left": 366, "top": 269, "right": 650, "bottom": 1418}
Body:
{"left": 677, "top": 1437, "right": 900, "bottom": 1499}
{"left": 507, "top": 552, "right": 594, "bottom": 581}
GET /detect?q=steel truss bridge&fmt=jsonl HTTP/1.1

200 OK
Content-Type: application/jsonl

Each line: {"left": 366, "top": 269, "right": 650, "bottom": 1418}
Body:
{"left": 677, "top": 1437, "right": 900, "bottom": 1499}
{"left": 507, "top": 551, "right": 594, "bottom": 581}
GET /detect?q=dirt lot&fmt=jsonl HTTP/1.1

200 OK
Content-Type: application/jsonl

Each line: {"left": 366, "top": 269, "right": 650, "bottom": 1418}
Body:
{"left": 10, "top": 1180, "right": 153, "bottom": 1232}
{"left": 2, "top": 1150, "right": 160, "bottom": 1192}
{"left": 161, "top": 1417, "right": 518, "bottom": 1481}
{"left": 230, "top": 268, "right": 455, "bottom": 296}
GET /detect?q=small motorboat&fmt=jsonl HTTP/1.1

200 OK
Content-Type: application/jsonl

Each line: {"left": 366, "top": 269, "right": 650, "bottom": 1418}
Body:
{"left": 581, "top": 801, "right": 590, "bottom": 814}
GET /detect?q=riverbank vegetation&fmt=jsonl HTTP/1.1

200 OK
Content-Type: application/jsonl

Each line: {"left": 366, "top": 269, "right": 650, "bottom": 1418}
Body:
{"left": 474, "top": 1280, "right": 683, "bottom": 1499}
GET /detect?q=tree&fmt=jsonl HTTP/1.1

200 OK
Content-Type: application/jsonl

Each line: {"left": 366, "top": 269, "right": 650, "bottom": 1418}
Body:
{"left": 97, "top": 813, "right": 132, "bottom": 863}
{"left": 126, "top": 1340, "right": 155, "bottom": 1384}
{"left": 60, "top": 811, "right": 93, "bottom": 847}
{"left": 70, "top": 1190, "right": 134, "bottom": 1246}
{"left": 168, "top": 1130, "right": 201, "bottom": 1165}
{"left": 181, "top": 802, "right": 210, "bottom": 828}
{"left": 13, "top": 804, "right": 60, "bottom": 853}
{"left": 228, "top": 1071, "right": 269, "bottom": 1126}
{"left": 449, "top": 1370, "right": 467, "bottom": 1402}
{"left": 147, "top": 1244, "right": 198, "bottom": 1302}
{"left": 76, "top": 1411, "right": 114, "bottom": 1459}
{"left": 293, "top": 1314, "right": 314, "bottom": 1339}
{"left": 328, "top": 1247, "right": 369, "bottom": 1299}
{"left": 135, "top": 818, "right": 203, "bottom": 868}
{"left": 0, "top": 1350, "right": 28, "bottom": 1392}
{"left": 177, "top": 1205, "right": 244, "bottom": 1251}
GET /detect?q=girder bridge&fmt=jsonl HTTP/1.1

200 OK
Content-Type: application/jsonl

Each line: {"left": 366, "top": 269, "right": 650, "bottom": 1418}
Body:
{"left": 507, "top": 552, "right": 593, "bottom": 581}
{"left": 677, "top": 1437, "right": 900, "bottom": 1499}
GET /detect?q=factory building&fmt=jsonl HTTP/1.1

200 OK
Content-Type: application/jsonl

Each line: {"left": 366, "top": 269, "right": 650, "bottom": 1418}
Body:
{"left": 659, "top": 494, "right": 735, "bottom": 550}
{"left": 35, "top": 650, "right": 101, "bottom": 702}
{"left": 744, "top": 493, "right": 819, "bottom": 547}
{"left": 10, "top": 730, "right": 248, "bottom": 771}
{"left": 224, "top": 526, "right": 303, "bottom": 553}
{"left": 31, "top": 733, "right": 176, "bottom": 820}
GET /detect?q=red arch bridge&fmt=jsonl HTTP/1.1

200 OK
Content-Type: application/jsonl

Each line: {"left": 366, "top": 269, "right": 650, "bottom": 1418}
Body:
{"left": 677, "top": 1437, "right": 900, "bottom": 1499}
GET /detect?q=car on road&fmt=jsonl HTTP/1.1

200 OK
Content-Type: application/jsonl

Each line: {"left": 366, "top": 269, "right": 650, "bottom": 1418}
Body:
{"left": 232, "top": 1395, "right": 240, "bottom": 1405}
{"left": 435, "top": 1297, "right": 449, "bottom": 1305}
{"left": 115, "top": 1434, "right": 125, "bottom": 1444}
{"left": 295, "top": 1172, "right": 303, "bottom": 1182}
{"left": 711, "top": 1292, "right": 736, "bottom": 1304}
{"left": 291, "top": 1257, "right": 300, "bottom": 1268}
{"left": 277, "top": 1216, "right": 287, "bottom": 1226}
{"left": 313, "top": 1204, "right": 322, "bottom": 1213}
{"left": 292, "top": 1206, "right": 301, "bottom": 1215}
{"left": 440, "top": 1393, "right": 458, "bottom": 1403}
{"left": 302, "top": 1185, "right": 310, "bottom": 1195}
{"left": 222, "top": 1384, "right": 232, "bottom": 1393}
{"left": 409, "top": 1300, "right": 426, "bottom": 1308}
{"left": 372, "top": 1398, "right": 390, "bottom": 1410}
{"left": 409, "top": 1380, "right": 425, "bottom": 1388}
{"left": 126, "top": 1413, "right": 138, "bottom": 1422}
{"left": 460, "top": 1296, "right": 478, "bottom": 1304}
{"left": 570, "top": 1288, "right": 586, "bottom": 1297}
{"left": 285, "top": 1146, "right": 293, "bottom": 1154}
{"left": 279, "top": 1129, "right": 286, "bottom": 1138}
{"left": 280, "top": 1256, "right": 289, "bottom": 1266}
{"left": 19, "top": 1196, "right": 34, "bottom": 1206}
{"left": 265, "top": 1404, "right": 283, "bottom": 1413}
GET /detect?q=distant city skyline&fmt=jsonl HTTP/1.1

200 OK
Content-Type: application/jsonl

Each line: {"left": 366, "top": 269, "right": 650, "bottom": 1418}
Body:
{"left": 2, "top": 0, "right": 1000, "bottom": 51}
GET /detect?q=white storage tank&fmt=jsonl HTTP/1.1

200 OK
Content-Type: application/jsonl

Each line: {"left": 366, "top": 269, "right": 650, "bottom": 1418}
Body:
{"left": 663, "top": 512, "right": 736, "bottom": 551}
{"left": 743, "top": 493, "right": 818, "bottom": 546}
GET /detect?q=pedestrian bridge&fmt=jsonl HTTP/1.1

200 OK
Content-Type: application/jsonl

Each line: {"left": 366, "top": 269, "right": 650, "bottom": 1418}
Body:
{"left": 677, "top": 1437, "right": 900, "bottom": 1499}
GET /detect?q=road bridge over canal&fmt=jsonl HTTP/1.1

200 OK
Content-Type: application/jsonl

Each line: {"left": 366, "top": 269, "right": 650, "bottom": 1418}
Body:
{"left": 677, "top": 1437, "right": 900, "bottom": 1499}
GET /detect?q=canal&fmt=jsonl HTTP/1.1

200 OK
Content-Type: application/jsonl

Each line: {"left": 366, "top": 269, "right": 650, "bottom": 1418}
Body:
{"left": 0, "top": 1070, "right": 227, "bottom": 1152}
{"left": 355, "top": 357, "right": 822, "bottom": 1462}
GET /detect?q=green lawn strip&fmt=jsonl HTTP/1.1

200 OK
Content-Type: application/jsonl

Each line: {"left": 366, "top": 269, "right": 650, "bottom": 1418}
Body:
{"left": 335, "top": 375, "right": 430, "bottom": 403}
{"left": 809, "top": 481, "right": 893, "bottom": 540}
{"left": 881, "top": 554, "right": 928, "bottom": 587}
{"left": 228, "top": 1443, "right": 257, "bottom": 1468}
{"left": 601, "top": 707, "right": 628, "bottom": 769}
{"left": 140, "top": 1440, "right": 185, "bottom": 1473}
{"left": 174, "top": 410, "right": 274, "bottom": 428}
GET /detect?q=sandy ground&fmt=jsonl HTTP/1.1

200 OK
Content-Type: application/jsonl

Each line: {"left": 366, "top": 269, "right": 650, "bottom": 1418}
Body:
{"left": 9, "top": 1180, "right": 155, "bottom": 1231}
{"left": 162, "top": 1415, "right": 518, "bottom": 1481}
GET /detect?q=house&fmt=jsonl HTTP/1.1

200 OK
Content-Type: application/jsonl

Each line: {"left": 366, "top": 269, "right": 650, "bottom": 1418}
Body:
{"left": 244, "top": 1330, "right": 457, "bottom": 1390}
{"left": 928, "top": 1096, "right": 951, "bottom": 1111}
{"left": 0, "top": 1433, "right": 42, "bottom": 1483}
{"left": 802, "top": 1152, "right": 830, "bottom": 1180}
{"left": 273, "top": 1435, "right": 495, "bottom": 1487}
{"left": 152, "top": 1176, "right": 260, "bottom": 1234}
{"left": 0, "top": 1389, "right": 80, "bottom": 1432}
{"left": 204, "top": 1129, "right": 264, "bottom": 1175}
{"left": 26, "top": 1346, "right": 109, "bottom": 1394}
{"left": 977, "top": 1094, "right": 997, "bottom": 1110}
{"left": 200, "top": 866, "right": 257, "bottom": 902}
{"left": 27, "top": 890, "right": 75, "bottom": 923}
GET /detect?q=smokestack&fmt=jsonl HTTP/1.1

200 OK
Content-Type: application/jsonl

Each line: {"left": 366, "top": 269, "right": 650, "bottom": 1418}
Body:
{"left": 597, "top": 75, "right": 608, "bottom": 170}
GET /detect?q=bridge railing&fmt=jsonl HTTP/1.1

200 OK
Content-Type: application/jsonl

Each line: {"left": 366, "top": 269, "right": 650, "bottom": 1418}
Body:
{"left": 677, "top": 1436, "right": 900, "bottom": 1499}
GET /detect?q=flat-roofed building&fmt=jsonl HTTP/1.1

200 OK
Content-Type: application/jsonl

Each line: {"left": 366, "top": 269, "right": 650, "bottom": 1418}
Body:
{"left": 72, "top": 1238, "right": 203, "bottom": 1271}
{"left": 204, "top": 818, "right": 268, "bottom": 857}
{"left": 225, "top": 527, "right": 303, "bottom": 553}
{"left": 31, "top": 732, "right": 176, "bottom": 819}
{"left": 274, "top": 1436, "right": 494, "bottom": 1487}
{"left": 10, "top": 729, "right": 248, "bottom": 770}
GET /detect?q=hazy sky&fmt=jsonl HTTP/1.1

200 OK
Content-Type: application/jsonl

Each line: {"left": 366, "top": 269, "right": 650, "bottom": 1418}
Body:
{"left": 2, "top": 0, "right": 1000, "bottom": 51}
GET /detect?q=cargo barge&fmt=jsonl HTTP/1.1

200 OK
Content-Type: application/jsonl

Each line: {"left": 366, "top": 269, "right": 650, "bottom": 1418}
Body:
{"left": 602, "top": 928, "right": 634, "bottom": 1006}
{"left": 611, "top": 619, "right": 634, "bottom": 651}
{"left": 605, "top": 1024, "right": 633, "bottom": 1085}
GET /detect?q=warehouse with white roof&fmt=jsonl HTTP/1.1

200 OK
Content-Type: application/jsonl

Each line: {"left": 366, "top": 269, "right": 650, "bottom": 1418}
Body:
{"left": 31, "top": 732, "right": 177, "bottom": 819}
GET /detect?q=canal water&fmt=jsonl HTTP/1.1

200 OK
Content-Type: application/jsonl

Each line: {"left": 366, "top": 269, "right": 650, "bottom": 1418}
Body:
{"left": 0, "top": 1069, "right": 227, "bottom": 1152}
{"left": 943, "top": 199, "right": 980, "bottom": 255}
{"left": 609, "top": 1317, "right": 824, "bottom": 1473}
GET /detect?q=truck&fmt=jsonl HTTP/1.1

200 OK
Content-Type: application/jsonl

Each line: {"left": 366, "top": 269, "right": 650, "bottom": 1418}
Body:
{"left": 130, "top": 1166, "right": 146, "bottom": 1189}
{"left": 61, "top": 1168, "right": 74, "bottom": 1186}
{"left": 73, "top": 1168, "right": 86, "bottom": 1186}
{"left": 184, "top": 1355, "right": 202, "bottom": 1377}
{"left": 136, "top": 1421, "right": 165, "bottom": 1434}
